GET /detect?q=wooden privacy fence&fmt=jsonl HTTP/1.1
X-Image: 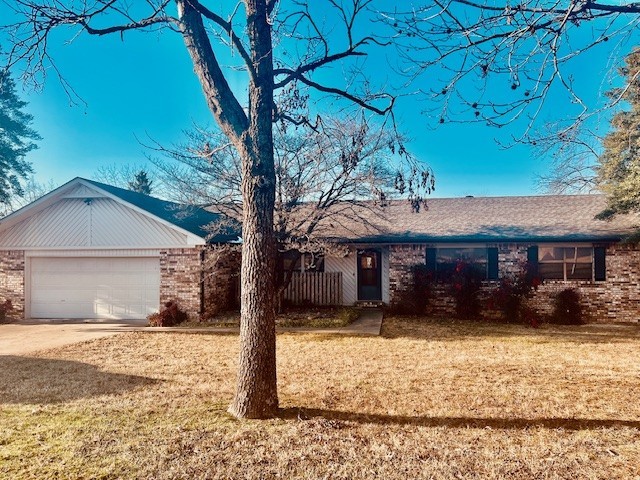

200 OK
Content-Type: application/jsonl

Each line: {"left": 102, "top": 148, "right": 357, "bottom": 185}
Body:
{"left": 284, "top": 272, "right": 343, "bottom": 306}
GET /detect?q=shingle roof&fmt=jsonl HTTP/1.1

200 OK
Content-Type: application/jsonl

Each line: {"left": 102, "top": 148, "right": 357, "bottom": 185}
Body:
{"left": 83, "top": 179, "right": 239, "bottom": 242}
{"left": 87, "top": 179, "right": 636, "bottom": 244}
{"left": 327, "top": 194, "right": 639, "bottom": 243}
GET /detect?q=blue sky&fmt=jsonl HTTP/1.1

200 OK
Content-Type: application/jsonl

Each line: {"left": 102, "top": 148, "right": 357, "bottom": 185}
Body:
{"left": 1, "top": 3, "right": 636, "bottom": 199}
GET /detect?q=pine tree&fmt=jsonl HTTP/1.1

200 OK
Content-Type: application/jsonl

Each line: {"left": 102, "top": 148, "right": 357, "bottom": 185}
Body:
{"left": 597, "top": 49, "right": 640, "bottom": 219}
{"left": 128, "top": 170, "right": 153, "bottom": 195}
{"left": 0, "top": 70, "right": 39, "bottom": 213}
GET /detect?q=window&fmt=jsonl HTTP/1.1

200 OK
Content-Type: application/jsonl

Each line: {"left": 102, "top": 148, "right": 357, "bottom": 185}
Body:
{"left": 281, "top": 251, "right": 325, "bottom": 273}
{"left": 303, "top": 252, "right": 325, "bottom": 272}
{"left": 538, "top": 246, "right": 593, "bottom": 281}
{"left": 426, "top": 247, "right": 498, "bottom": 281}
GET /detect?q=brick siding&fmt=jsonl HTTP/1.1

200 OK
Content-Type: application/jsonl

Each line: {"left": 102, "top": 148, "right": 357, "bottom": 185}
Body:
{"left": 388, "top": 242, "right": 640, "bottom": 323}
{"left": 202, "top": 245, "right": 241, "bottom": 319}
{"left": 0, "top": 250, "right": 25, "bottom": 318}
{"left": 159, "top": 248, "right": 203, "bottom": 319}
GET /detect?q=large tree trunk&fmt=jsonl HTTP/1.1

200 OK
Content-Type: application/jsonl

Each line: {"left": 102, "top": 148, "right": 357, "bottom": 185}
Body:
{"left": 177, "top": 0, "right": 278, "bottom": 418}
{"left": 229, "top": 0, "right": 278, "bottom": 419}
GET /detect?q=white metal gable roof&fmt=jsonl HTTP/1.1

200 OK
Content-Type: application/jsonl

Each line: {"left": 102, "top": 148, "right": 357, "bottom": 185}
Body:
{"left": 0, "top": 178, "right": 207, "bottom": 249}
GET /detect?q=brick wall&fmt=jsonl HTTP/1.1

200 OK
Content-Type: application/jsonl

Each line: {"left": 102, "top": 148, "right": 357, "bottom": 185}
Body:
{"left": 0, "top": 250, "right": 25, "bottom": 318}
{"left": 531, "top": 244, "right": 640, "bottom": 323}
{"left": 159, "top": 248, "right": 203, "bottom": 319}
{"left": 388, "top": 242, "right": 640, "bottom": 323}
{"left": 388, "top": 244, "right": 427, "bottom": 300}
{"left": 202, "top": 245, "right": 241, "bottom": 319}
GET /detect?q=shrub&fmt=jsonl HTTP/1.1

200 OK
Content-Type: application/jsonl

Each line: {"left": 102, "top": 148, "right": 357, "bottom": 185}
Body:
{"left": 448, "top": 261, "right": 484, "bottom": 319}
{"left": 488, "top": 261, "right": 540, "bottom": 325}
{"left": 0, "top": 299, "right": 13, "bottom": 323}
{"left": 520, "top": 304, "right": 541, "bottom": 329}
{"left": 337, "top": 307, "right": 360, "bottom": 324}
{"left": 148, "top": 300, "right": 188, "bottom": 327}
{"left": 551, "top": 288, "right": 584, "bottom": 325}
{"left": 388, "top": 264, "right": 433, "bottom": 315}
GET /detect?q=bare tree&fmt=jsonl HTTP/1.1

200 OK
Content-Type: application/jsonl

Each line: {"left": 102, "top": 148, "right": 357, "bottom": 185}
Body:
{"left": 94, "top": 163, "right": 160, "bottom": 193}
{"left": 378, "top": 2, "right": 640, "bottom": 193}
{"left": 4, "top": 0, "right": 636, "bottom": 419}
{"left": 383, "top": 2, "right": 640, "bottom": 142}
{"left": 154, "top": 115, "right": 432, "bottom": 307}
{"left": 535, "top": 122, "right": 601, "bottom": 193}
{"left": 1, "top": 175, "right": 57, "bottom": 216}
{"left": 1, "top": 0, "right": 425, "bottom": 419}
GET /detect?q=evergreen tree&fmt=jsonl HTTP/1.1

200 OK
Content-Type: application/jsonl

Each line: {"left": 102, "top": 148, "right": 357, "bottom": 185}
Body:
{"left": 597, "top": 49, "right": 640, "bottom": 219}
{"left": 0, "top": 70, "right": 39, "bottom": 214}
{"left": 128, "top": 170, "right": 153, "bottom": 195}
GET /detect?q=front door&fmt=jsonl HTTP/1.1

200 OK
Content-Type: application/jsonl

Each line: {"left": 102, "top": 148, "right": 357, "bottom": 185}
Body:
{"left": 357, "top": 249, "right": 382, "bottom": 301}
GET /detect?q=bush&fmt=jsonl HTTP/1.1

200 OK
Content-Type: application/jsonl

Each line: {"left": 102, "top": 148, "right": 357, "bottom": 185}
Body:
{"left": 551, "top": 288, "right": 584, "bottom": 325}
{"left": 147, "top": 300, "right": 188, "bottom": 327}
{"left": 337, "top": 307, "right": 360, "bottom": 324}
{"left": 448, "top": 261, "right": 484, "bottom": 319}
{"left": 388, "top": 264, "right": 433, "bottom": 315}
{"left": 0, "top": 299, "right": 13, "bottom": 323}
{"left": 488, "top": 261, "right": 540, "bottom": 325}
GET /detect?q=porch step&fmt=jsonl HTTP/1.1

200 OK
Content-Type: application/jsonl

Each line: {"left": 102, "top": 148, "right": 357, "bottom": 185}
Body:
{"left": 356, "top": 301, "right": 385, "bottom": 308}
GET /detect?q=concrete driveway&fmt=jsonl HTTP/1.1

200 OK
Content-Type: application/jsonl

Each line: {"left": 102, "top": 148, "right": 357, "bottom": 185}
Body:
{"left": 0, "top": 319, "right": 147, "bottom": 355}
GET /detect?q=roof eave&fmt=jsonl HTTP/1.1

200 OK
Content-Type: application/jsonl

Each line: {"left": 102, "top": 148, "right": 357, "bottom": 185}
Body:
{"left": 334, "top": 234, "right": 629, "bottom": 244}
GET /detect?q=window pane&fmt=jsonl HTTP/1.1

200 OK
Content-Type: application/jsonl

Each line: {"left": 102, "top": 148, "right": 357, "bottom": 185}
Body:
{"left": 576, "top": 247, "right": 592, "bottom": 262}
{"left": 282, "top": 251, "right": 302, "bottom": 271}
{"left": 566, "top": 263, "right": 592, "bottom": 280}
{"left": 437, "top": 262, "right": 456, "bottom": 279}
{"left": 361, "top": 254, "right": 377, "bottom": 269}
{"left": 538, "top": 246, "right": 595, "bottom": 281}
{"left": 539, "top": 263, "right": 564, "bottom": 280}
{"left": 436, "top": 248, "right": 487, "bottom": 280}
{"left": 539, "top": 247, "right": 564, "bottom": 262}
{"left": 561, "top": 247, "right": 592, "bottom": 262}
{"left": 304, "top": 254, "right": 325, "bottom": 272}
{"left": 437, "top": 248, "right": 487, "bottom": 263}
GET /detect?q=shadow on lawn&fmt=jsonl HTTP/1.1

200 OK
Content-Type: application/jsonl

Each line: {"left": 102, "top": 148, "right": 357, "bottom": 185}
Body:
{"left": 0, "top": 355, "right": 158, "bottom": 404}
{"left": 279, "top": 408, "right": 640, "bottom": 431}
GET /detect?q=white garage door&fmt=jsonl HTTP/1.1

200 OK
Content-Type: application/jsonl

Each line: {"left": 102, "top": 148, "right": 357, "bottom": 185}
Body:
{"left": 30, "top": 257, "right": 160, "bottom": 319}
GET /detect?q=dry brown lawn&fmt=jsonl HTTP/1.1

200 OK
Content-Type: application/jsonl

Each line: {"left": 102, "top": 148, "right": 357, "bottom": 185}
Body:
{"left": 1, "top": 317, "right": 639, "bottom": 479}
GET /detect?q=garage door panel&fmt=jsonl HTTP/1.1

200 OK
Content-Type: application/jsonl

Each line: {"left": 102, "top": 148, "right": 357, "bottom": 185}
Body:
{"left": 128, "top": 305, "right": 146, "bottom": 316}
{"left": 32, "top": 289, "right": 85, "bottom": 303}
{"left": 30, "top": 257, "right": 161, "bottom": 319}
{"left": 44, "top": 301, "right": 95, "bottom": 317}
{"left": 112, "top": 273, "right": 147, "bottom": 285}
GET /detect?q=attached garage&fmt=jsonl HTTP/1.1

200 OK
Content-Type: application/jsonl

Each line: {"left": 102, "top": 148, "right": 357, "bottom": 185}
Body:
{"left": 29, "top": 256, "right": 160, "bottom": 319}
{"left": 0, "top": 178, "right": 233, "bottom": 320}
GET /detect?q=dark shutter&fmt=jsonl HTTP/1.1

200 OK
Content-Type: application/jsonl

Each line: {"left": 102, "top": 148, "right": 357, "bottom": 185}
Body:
{"left": 487, "top": 247, "right": 499, "bottom": 280}
{"left": 527, "top": 246, "right": 539, "bottom": 276}
{"left": 594, "top": 246, "right": 606, "bottom": 281}
{"left": 426, "top": 248, "right": 437, "bottom": 274}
